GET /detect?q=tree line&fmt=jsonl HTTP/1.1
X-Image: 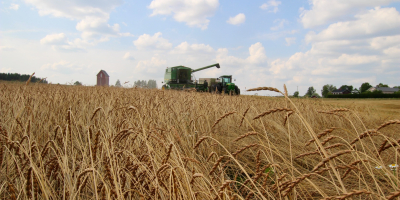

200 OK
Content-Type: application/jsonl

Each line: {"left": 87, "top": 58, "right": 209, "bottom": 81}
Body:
{"left": 113, "top": 79, "right": 158, "bottom": 89}
{"left": 292, "top": 82, "right": 400, "bottom": 98}
{"left": 0, "top": 73, "right": 48, "bottom": 84}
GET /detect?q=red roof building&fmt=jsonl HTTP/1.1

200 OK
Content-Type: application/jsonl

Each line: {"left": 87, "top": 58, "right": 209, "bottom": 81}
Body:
{"left": 96, "top": 70, "right": 109, "bottom": 86}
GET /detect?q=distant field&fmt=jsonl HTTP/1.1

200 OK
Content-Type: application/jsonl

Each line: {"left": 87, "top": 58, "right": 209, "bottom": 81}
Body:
{"left": 1, "top": 82, "right": 399, "bottom": 199}
{"left": 321, "top": 98, "right": 400, "bottom": 119}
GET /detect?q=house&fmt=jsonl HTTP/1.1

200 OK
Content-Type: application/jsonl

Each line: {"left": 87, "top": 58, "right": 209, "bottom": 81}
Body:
{"left": 367, "top": 86, "right": 399, "bottom": 94}
{"left": 331, "top": 88, "right": 351, "bottom": 95}
{"left": 96, "top": 70, "right": 109, "bottom": 86}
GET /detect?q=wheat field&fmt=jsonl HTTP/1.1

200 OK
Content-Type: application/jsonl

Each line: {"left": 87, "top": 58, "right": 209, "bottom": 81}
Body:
{"left": 0, "top": 82, "right": 399, "bottom": 199}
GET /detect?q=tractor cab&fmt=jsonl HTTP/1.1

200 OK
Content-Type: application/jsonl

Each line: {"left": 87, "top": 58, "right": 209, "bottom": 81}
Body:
{"left": 219, "top": 75, "right": 232, "bottom": 86}
{"left": 214, "top": 75, "right": 239, "bottom": 95}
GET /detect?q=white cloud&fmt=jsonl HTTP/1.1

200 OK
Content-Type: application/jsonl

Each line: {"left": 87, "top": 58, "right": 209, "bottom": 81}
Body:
{"left": 123, "top": 52, "right": 135, "bottom": 60}
{"left": 40, "top": 60, "right": 85, "bottom": 74}
{"left": 285, "top": 37, "right": 296, "bottom": 46}
{"left": 247, "top": 42, "right": 267, "bottom": 64}
{"left": 40, "top": 33, "right": 87, "bottom": 51}
{"left": 136, "top": 56, "right": 167, "bottom": 73}
{"left": 25, "top": 0, "right": 131, "bottom": 46}
{"left": 148, "top": 0, "right": 219, "bottom": 30}
{"left": 305, "top": 7, "right": 400, "bottom": 43}
{"left": 299, "top": 0, "right": 397, "bottom": 28}
{"left": 227, "top": 13, "right": 245, "bottom": 25}
{"left": 171, "top": 42, "right": 214, "bottom": 54}
{"left": 40, "top": 33, "right": 67, "bottom": 45}
{"left": 9, "top": 3, "right": 20, "bottom": 10}
{"left": 265, "top": 8, "right": 400, "bottom": 95}
{"left": 260, "top": 0, "right": 281, "bottom": 13}
{"left": 270, "top": 19, "right": 288, "bottom": 31}
{"left": 133, "top": 32, "right": 172, "bottom": 50}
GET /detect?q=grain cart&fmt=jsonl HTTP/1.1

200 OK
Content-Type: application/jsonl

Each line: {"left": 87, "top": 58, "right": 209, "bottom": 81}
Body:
{"left": 210, "top": 75, "right": 240, "bottom": 95}
{"left": 161, "top": 63, "right": 220, "bottom": 91}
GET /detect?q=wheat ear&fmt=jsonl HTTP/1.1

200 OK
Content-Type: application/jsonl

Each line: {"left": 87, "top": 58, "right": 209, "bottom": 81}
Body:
{"left": 253, "top": 108, "right": 293, "bottom": 120}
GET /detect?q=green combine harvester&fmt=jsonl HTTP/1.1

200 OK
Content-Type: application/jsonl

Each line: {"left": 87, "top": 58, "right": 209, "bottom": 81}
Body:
{"left": 161, "top": 63, "right": 220, "bottom": 91}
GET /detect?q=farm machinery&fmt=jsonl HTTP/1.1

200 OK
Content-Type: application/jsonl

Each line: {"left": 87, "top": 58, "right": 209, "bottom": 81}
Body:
{"left": 200, "top": 75, "right": 240, "bottom": 95}
{"left": 161, "top": 63, "right": 220, "bottom": 91}
{"left": 161, "top": 63, "right": 240, "bottom": 95}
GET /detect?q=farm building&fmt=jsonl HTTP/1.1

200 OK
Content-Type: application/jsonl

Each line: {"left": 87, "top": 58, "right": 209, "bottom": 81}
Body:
{"left": 331, "top": 88, "right": 351, "bottom": 95}
{"left": 367, "top": 86, "right": 399, "bottom": 94}
{"left": 96, "top": 70, "right": 109, "bottom": 86}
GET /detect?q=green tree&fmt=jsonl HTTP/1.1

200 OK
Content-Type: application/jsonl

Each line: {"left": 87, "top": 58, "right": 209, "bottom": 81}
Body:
{"left": 322, "top": 84, "right": 337, "bottom": 97}
{"left": 360, "top": 82, "right": 372, "bottom": 93}
{"left": 339, "top": 85, "right": 353, "bottom": 92}
{"left": 147, "top": 80, "right": 158, "bottom": 89}
{"left": 293, "top": 91, "right": 299, "bottom": 97}
{"left": 312, "top": 92, "right": 321, "bottom": 97}
{"left": 115, "top": 79, "right": 122, "bottom": 87}
{"left": 74, "top": 81, "right": 82, "bottom": 85}
{"left": 305, "top": 86, "right": 316, "bottom": 97}
{"left": 377, "top": 83, "right": 389, "bottom": 87}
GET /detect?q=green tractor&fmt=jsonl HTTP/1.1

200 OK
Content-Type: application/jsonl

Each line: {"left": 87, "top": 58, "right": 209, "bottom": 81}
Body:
{"left": 161, "top": 63, "right": 220, "bottom": 91}
{"left": 211, "top": 75, "right": 240, "bottom": 95}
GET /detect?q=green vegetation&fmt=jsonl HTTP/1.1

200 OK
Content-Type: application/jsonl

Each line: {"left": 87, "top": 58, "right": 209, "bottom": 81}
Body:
{"left": 0, "top": 72, "right": 48, "bottom": 83}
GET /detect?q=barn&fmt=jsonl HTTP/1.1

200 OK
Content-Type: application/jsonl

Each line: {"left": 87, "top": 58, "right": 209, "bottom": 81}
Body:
{"left": 96, "top": 70, "right": 109, "bottom": 86}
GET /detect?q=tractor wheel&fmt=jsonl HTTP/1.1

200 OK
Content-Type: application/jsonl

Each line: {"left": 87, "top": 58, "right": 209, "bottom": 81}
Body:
{"left": 235, "top": 86, "right": 240, "bottom": 95}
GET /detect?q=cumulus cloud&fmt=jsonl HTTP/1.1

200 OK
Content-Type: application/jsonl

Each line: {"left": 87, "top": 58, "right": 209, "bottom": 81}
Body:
{"left": 9, "top": 3, "right": 20, "bottom": 10}
{"left": 25, "top": 0, "right": 131, "bottom": 47}
{"left": 40, "top": 60, "right": 84, "bottom": 74}
{"left": 172, "top": 42, "right": 214, "bottom": 54}
{"left": 247, "top": 42, "right": 267, "bottom": 64}
{"left": 133, "top": 32, "right": 172, "bottom": 50}
{"left": 40, "top": 33, "right": 88, "bottom": 51}
{"left": 40, "top": 33, "right": 67, "bottom": 45}
{"left": 262, "top": 7, "right": 400, "bottom": 95}
{"left": 305, "top": 7, "right": 400, "bottom": 43}
{"left": 123, "top": 52, "right": 135, "bottom": 60}
{"left": 285, "top": 37, "right": 296, "bottom": 46}
{"left": 136, "top": 56, "right": 167, "bottom": 73}
{"left": 227, "top": 13, "right": 245, "bottom": 25}
{"left": 300, "top": 0, "right": 397, "bottom": 28}
{"left": 260, "top": 0, "right": 281, "bottom": 13}
{"left": 148, "top": 0, "right": 219, "bottom": 30}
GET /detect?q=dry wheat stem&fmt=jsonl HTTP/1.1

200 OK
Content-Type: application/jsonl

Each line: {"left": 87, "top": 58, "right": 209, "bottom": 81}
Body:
{"left": 239, "top": 107, "right": 250, "bottom": 128}
{"left": 312, "top": 150, "right": 352, "bottom": 172}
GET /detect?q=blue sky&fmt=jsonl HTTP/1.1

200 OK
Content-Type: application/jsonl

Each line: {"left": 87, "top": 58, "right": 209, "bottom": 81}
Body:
{"left": 1, "top": 0, "right": 399, "bottom": 95}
